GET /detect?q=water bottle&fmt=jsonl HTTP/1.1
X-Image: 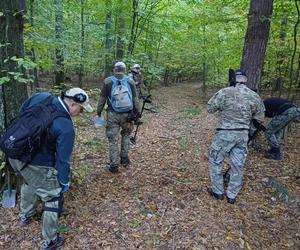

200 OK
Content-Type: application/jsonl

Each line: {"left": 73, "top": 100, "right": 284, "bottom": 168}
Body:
{"left": 94, "top": 116, "right": 106, "bottom": 128}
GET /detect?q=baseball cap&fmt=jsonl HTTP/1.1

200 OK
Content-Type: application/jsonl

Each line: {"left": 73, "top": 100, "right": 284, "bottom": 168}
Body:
{"left": 133, "top": 64, "right": 140, "bottom": 69}
{"left": 235, "top": 69, "right": 247, "bottom": 83}
{"left": 114, "top": 62, "right": 126, "bottom": 72}
{"left": 65, "top": 87, "right": 93, "bottom": 112}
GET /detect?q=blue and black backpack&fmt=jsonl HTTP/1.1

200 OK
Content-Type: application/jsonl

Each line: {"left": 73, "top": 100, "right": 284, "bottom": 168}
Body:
{"left": 0, "top": 95, "right": 70, "bottom": 163}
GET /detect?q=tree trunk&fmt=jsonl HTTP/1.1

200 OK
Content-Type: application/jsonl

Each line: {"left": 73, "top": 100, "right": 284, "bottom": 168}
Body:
{"left": 288, "top": 0, "right": 299, "bottom": 98}
{"left": 54, "top": 0, "right": 64, "bottom": 85}
{"left": 28, "top": 0, "right": 38, "bottom": 91}
{"left": 115, "top": 0, "right": 125, "bottom": 60}
{"left": 78, "top": 0, "right": 85, "bottom": 87}
{"left": 128, "top": 0, "right": 138, "bottom": 55}
{"left": 240, "top": 0, "right": 273, "bottom": 91}
{"left": 0, "top": 0, "right": 28, "bottom": 133}
{"left": 104, "top": 0, "right": 112, "bottom": 78}
{"left": 272, "top": 13, "right": 288, "bottom": 95}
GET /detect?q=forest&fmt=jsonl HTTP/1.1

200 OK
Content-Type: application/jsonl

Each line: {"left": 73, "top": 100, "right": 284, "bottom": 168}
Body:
{"left": 0, "top": 0, "right": 299, "bottom": 249}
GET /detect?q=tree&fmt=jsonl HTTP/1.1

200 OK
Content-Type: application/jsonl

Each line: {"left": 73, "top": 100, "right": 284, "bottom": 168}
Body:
{"left": 115, "top": 0, "right": 126, "bottom": 60}
{"left": 240, "top": 0, "right": 274, "bottom": 91}
{"left": 0, "top": 0, "right": 28, "bottom": 133}
{"left": 54, "top": 0, "right": 64, "bottom": 84}
{"left": 104, "top": 0, "right": 113, "bottom": 77}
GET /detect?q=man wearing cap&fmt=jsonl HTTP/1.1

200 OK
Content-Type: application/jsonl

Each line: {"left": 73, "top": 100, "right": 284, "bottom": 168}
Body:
{"left": 8, "top": 87, "right": 93, "bottom": 249}
{"left": 207, "top": 69, "right": 265, "bottom": 204}
{"left": 97, "top": 61, "right": 140, "bottom": 173}
{"left": 128, "top": 64, "right": 144, "bottom": 97}
{"left": 263, "top": 97, "right": 300, "bottom": 160}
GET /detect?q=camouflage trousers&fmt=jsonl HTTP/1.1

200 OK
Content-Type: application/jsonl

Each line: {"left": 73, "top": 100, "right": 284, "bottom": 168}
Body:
{"left": 265, "top": 107, "right": 300, "bottom": 148}
{"left": 208, "top": 130, "right": 248, "bottom": 199}
{"left": 8, "top": 158, "right": 62, "bottom": 244}
{"left": 106, "top": 111, "right": 133, "bottom": 165}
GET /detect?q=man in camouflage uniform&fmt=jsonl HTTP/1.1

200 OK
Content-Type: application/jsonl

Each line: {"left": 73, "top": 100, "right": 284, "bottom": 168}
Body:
{"left": 263, "top": 97, "right": 300, "bottom": 160}
{"left": 97, "top": 62, "right": 140, "bottom": 173}
{"left": 128, "top": 64, "right": 144, "bottom": 98}
{"left": 207, "top": 70, "right": 265, "bottom": 204}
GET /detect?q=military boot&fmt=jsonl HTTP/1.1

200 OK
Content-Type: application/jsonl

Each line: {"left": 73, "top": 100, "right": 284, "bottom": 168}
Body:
{"left": 108, "top": 163, "right": 119, "bottom": 173}
{"left": 40, "top": 235, "right": 64, "bottom": 250}
{"left": 120, "top": 156, "right": 130, "bottom": 167}
{"left": 266, "top": 147, "right": 282, "bottom": 160}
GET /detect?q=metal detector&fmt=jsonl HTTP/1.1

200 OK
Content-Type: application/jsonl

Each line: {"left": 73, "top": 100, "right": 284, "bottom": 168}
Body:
{"left": 130, "top": 95, "right": 152, "bottom": 144}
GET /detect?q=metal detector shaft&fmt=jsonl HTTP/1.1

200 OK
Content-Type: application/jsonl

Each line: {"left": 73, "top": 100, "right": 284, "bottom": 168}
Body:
{"left": 130, "top": 98, "right": 148, "bottom": 144}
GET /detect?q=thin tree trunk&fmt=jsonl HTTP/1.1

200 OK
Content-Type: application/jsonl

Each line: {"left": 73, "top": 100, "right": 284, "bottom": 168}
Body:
{"left": 116, "top": 0, "right": 125, "bottom": 60}
{"left": 128, "top": 0, "right": 138, "bottom": 55}
{"left": 104, "top": 0, "right": 112, "bottom": 77}
{"left": 78, "top": 0, "right": 85, "bottom": 87}
{"left": 28, "top": 0, "right": 38, "bottom": 91}
{"left": 0, "top": 0, "right": 28, "bottom": 133}
{"left": 240, "top": 0, "right": 273, "bottom": 91}
{"left": 54, "top": 0, "right": 64, "bottom": 85}
{"left": 288, "top": 0, "right": 299, "bottom": 98}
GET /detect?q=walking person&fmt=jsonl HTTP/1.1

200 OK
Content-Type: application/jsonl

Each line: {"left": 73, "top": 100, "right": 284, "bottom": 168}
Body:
{"left": 207, "top": 70, "right": 265, "bottom": 204}
{"left": 128, "top": 63, "right": 144, "bottom": 98}
{"left": 97, "top": 62, "right": 140, "bottom": 173}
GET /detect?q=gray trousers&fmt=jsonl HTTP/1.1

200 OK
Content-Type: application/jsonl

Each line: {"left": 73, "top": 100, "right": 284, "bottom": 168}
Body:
{"left": 9, "top": 158, "right": 62, "bottom": 244}
{"left": 208, "top": 130, "right": 248, "bottom": 199}
{"left": 265, "top": 107, "right": 300, "bottom": 148}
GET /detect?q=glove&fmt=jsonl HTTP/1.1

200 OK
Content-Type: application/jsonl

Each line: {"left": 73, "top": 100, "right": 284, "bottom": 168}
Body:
{"left": 60, "top": 182, "right": 70, "bottom": 193}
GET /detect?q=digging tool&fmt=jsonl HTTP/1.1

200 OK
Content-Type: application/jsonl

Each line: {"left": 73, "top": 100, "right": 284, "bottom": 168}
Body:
{"left": 130, "top": 95, "right": 152, "bottom": 144}
{"left": 2, "top": 166, "right": 16, "bottom": 208}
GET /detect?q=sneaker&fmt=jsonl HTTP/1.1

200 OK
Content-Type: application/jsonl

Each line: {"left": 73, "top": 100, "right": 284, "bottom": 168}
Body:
{"left": 226, "top": 196, "right": 236, "bottom": 204}
{"left": 207, "top": 188, "right": 224, "bottom": 200}
{"left": 19, "top": 216, "right": 32, "bottom": 226}
{"left": 120, "top": 156, "right": 130, "bottom": 167}
{"left": 108, "top": 164, "right": 119, "bottom": 173}
{"left": 40, "top": 236, "right": 64, "bottom": 250}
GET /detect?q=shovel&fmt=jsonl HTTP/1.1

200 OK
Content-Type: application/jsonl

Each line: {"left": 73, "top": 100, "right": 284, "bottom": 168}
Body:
{"left": 2, "top": 168, "right": 16, "bottom": 208}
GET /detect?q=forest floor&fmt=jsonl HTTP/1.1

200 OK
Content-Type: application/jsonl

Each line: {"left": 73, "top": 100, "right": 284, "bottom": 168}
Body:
{"left": 0, "top": 82, "right": 300, "bottom": 250}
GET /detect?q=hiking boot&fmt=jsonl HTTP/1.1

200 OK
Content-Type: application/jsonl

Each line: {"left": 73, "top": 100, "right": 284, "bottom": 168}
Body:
{"left": 40, "top": 235, "right": 64, "bottom": 250}
{"left": 120, "top": 156, "right": 130, "bottom": 167}
{"left": 266, "top": 147, "right": 282, "bottom": 160}
{"left": 227, "top": 196, "right": 236, "bottom": 204}
{"left": 207, "top": 188, "right": 224, "bottom": 200}
{"left": 108, "top": 164, "right": 119, "bottom": 173}
{"left": 19, "top": 216, "right": 32, "bottom": 226}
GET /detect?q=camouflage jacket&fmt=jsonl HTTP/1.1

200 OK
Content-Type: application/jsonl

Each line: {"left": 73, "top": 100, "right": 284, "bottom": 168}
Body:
{"left": 207, "top": 83, "right": 265, "bottom": 130}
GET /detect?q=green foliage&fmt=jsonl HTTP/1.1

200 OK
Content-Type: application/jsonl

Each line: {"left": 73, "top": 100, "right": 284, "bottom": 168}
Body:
{"left": 23, "top": 0, "right": 299, "bottom": 91}
{"left": 179, "top": 105, "right": 201, "bottom": 119}
{"left": 128, "top": 219, "right": 141, "bottom": 229}
{"left": 72, "top": 163, "right": 91, "bottom": 185}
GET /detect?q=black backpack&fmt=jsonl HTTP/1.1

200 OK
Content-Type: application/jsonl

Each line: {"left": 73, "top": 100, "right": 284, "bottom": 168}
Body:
{"left": 0, "top": 95, "right": 71, "bottom": 163}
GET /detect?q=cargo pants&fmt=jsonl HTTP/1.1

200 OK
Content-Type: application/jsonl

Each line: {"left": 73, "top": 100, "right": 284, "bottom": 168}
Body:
{"left": 106, "top": 111, "right": 133, "bottom": 165}
{"left": 9, "top": 158, "right": 62, "bottom": 244}
{"left": 265, "top": 107, "right": 300, "bottom": 148}
{"left": 208, "top": 130, "right": 248, "bottom": 199}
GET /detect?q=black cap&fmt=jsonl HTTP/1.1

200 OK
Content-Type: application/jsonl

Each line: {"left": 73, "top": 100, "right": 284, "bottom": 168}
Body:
{"left": 235, "top": 69, "right": 246, "bottom": 77}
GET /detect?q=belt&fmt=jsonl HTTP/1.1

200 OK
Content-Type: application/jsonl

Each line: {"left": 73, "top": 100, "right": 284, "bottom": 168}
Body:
{"left": 216, "top": 128, "right": 249, "bottom": 131}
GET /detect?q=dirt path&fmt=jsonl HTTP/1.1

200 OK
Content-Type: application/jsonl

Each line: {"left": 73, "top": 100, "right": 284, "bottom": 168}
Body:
{"left": 0, "top": 83, "right": 299, "bottom": 249}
